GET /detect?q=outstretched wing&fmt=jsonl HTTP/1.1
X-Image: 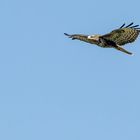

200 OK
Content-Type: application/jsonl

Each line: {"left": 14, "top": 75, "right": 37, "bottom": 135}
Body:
{"left": 64, "top": 33, "right": 99, "bottom": 44}
{"left": 100, "top": 23, "right": 140, "bottom": 46}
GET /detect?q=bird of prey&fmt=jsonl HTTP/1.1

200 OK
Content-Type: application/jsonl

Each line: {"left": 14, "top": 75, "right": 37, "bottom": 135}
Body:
{"left": 64, "top": 23, "right": 140, "bottom": 55}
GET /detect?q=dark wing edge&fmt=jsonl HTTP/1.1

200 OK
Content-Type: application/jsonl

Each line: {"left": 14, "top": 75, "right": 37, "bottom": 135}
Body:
{"left": 64, "top": 33, "right": 93, "bottom": 44}
{"left": 119, "top": 22, "right": 140, "bottom": 30}
{"left": 64, "top": 33, "right": 77, "bottom": 40}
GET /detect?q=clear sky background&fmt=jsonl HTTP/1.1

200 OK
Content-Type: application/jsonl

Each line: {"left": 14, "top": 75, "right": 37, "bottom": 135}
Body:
{"left": 0, "top": 0, "right": 140, "bottom": 140}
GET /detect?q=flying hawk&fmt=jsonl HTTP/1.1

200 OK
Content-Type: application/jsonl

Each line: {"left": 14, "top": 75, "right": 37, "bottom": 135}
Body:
{"left": 64, "top": 23, "right": 140, "bottom": 55}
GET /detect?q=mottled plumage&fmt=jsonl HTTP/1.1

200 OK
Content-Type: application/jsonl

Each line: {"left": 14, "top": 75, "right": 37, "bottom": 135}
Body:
{"left": 64, "top": 23, "right": 140, "bottom": 55}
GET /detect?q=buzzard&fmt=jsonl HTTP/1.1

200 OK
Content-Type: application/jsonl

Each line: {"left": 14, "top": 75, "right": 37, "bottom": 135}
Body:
{"left": 64, "top": 23, "right": 140, "bottom": 55}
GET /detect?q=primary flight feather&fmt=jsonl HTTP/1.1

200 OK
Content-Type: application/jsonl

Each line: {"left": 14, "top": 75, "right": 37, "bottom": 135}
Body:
{"left": 64, "top": 23, "right": 140, "bottom": 55}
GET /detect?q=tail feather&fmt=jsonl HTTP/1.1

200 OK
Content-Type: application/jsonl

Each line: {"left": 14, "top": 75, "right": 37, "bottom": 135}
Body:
{"left": 115, "top": 46, "right": 133, "bottom": 55}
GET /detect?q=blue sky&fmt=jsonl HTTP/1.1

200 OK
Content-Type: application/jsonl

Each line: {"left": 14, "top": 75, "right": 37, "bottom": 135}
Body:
{"left": 0, "top": 0, "right": 140, "bottom": 140}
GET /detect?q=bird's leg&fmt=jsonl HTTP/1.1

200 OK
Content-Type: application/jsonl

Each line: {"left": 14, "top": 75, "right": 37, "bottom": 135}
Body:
{"left": 114, "top": 45, "right": 133, "bottom": 55}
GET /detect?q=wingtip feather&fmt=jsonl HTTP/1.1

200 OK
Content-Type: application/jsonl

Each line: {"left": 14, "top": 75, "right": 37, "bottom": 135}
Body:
{"left": 64, "top": 33, "right": 70, "bottom": 36}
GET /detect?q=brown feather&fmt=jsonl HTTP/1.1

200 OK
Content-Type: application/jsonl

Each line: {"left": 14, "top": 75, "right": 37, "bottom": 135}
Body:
{"left": 101, "top": 27, "right": 139, "bottom": 46}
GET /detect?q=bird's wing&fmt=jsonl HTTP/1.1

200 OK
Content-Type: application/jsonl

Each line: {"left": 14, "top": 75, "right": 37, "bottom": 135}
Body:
{"left": 100, "top": 23, "right": 140, "bottom": 46}
{"left": 64, "top": 33, "right": 98, "bottom": 44}
{"left": 64, "top": 33, "right": 88, "bottom": 41}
